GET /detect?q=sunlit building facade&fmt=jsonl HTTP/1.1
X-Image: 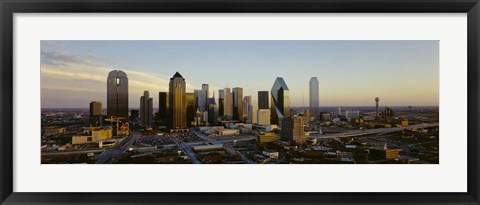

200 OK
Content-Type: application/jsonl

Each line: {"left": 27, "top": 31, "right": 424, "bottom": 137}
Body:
{"left": 270, "top": 77, "right": 290, "bottom": 125}
{"left": 89, "top": 101, "right": 102, "bottom": 116}
{"left": 107, "top": 70, "right": 128, "bottom": 119}
{"left": 169, "top": 72, "right": 187, "bottom": 129}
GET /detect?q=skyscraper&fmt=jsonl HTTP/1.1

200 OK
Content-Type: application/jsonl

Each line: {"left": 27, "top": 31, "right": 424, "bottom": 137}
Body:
{"left": 309, "top": 77, "right": 319, "bottom": 117}
{"left": 202, "top": 84, "right": 209, "bottom": 111}
{"left": 208, "top": 103, "right": 218, "bottom": 126}
{"left": 248, "top": 105, "right": 257, "bottom": 124}
{"left": 107, "top": 70, "right": 128, "bottom": 118}
{"left": 223, "top": 87, "right": 233, "bottom": 120}
{"left": 89, "top": 101, "right": 102, "bottom": 116}
{"left": 243, "top": 95, "right": 252, "bottom": 121}
{"left": 232, "top": 87, "right": 243, "bottom": 122}
{"left": 194, "top": 89, "right": 207, "bottom": 112}
{"left": 218, "top": 89, "right": 224, "bottom": 117}
{"left": 186, "top": 93, "right": 195, "bottom": 127}
{"left": 169, "top": 72, "right": 187, "bottom": 129}
{"left": 140, "top": 91, "right": 153, "bottom": 128}
{"left": 258, "top": 91, "right": 269, "bottom": 109}
{"left": 280, "top": 116, "right": 305, "bottom": 143}
{"left": 271, "top": 77, "right": 290, "bottom": 125}
{"left": 158, "top": 92, "right": 168, "bottom": 124}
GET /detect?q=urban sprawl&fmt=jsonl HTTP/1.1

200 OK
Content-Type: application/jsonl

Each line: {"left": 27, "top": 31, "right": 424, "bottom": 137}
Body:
{"left": 41, "top": 70, "right": 439, "bottom": 164}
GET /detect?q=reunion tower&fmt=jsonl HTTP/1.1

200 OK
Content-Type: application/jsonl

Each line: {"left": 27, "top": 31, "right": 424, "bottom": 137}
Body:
{"left": 375, "top": 97, "right": 380, "bottom": 116}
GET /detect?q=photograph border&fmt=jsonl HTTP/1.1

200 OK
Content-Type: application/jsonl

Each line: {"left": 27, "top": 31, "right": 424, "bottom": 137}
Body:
{"left": 1, "top": 0, "right": 479, "bottom": 204}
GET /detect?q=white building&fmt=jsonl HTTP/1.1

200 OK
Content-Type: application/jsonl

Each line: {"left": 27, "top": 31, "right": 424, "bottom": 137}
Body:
{"left": 248, "top": 104, "right": 258, "bottom": 124}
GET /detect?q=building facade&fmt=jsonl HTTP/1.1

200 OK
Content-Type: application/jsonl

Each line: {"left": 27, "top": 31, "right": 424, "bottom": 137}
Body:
{"left": 223, "top": 87, "right": 233, "bottom": 120}
{"left": 270, "top": 77, "right": 290, "bottom": 125}
{"left": 280, "top": 116, "right": 305, "bottom": 143}
{"left": 258, "top": 91, "right": 269, "bottom": 109}
{"left": 169, "top": 72, "right": 187, "bottom": 129}
{"left": 309, "top": 77, "right": 319, "bottom": 117}
{"left": 89, "top": 101, "right": 102, "bottom": 116}
{"left": 107, "top": 70, "right": 128, "bottom": 119}
{"left": 140, "top": 91, "right": 153, "bottom": 128}
{"left": 232, "top": 87, "right": 243, "bottom": 122}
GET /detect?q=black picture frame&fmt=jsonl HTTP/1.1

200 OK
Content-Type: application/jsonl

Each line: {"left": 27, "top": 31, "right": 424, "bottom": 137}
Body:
{"left": 1, "top": 0, "right": 479, "bottom": 204}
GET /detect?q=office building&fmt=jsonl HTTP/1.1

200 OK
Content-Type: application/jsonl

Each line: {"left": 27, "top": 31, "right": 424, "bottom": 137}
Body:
{"left": 280, "top": 116, "right": 305, "bottom": 143}
{"left": 258, "top": 91, "right": 269, "bottom": 109}
{"left": 218, "top": 89, "right": 224, "bottom": 116}
{"left": 248, "top": 105, "right": 257, "bottom": 124}
{"left": 309, "top": 77, "right": 319, "bottom": 117}
{"left": 140, "top": 91, "right": 153, "bottom": 128}
{"left": 208, "top": 103, "right": 218, "bottom": 126}
{"left": 107, "top": 70, "right": 128, "bottom": 119}
{"left": 169, "top": 72, "right": 187, "bottom": 129}
{"left": 186, "top": 92, "right": 194, "bottom": 127}
{"left": 243, "top": 95, "right": 252, "bottom": 120}
{"left": 194, "top": 89, "right": 207, "bottom": 112}
{"left": 257, "top": 109, "right": 271, "bottom": 125}
{"left": 271, "top": 77, "right": 290, "bottom": 125}
{"left": 89, "top": 101, "right": 102, "bottom": 116}
{"left": 202, "top": 84, "right": 209, "bottom": 111}
{"left": 232, "top": 87, "right": 243, "bottom": 122}
{"left": 223, "top": 87, "right": 233, "bottom": 119}
{"left": 158, "top": 92, "right": 168, "bottom": 124}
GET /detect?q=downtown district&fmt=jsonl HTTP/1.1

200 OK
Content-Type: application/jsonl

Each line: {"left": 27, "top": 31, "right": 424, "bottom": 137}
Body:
{"left": 41, "top": 70, "right": 439, "bottom": 164}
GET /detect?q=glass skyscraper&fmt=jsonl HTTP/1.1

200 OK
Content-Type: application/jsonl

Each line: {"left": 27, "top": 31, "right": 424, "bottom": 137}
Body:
{"left": 107, "top": 70, "right": 128, "bottom": 119}
{"left": 270, "top": 77, "right": 290, "bottom": 125}
{"left": 309, "top": 77, "right": 319, "bottom": 117}
{"left": 169, "top": 72, "right": 187, "bottom": 129}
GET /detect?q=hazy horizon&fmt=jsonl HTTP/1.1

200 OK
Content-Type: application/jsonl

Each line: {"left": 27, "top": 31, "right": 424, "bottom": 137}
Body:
{"left": 41, "top": 40, "right": 439, "bottom": 108}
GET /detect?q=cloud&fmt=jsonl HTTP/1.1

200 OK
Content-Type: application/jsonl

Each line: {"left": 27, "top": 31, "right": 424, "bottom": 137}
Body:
{"left": 41, "top": 51, "right": 195, "bottom": 108}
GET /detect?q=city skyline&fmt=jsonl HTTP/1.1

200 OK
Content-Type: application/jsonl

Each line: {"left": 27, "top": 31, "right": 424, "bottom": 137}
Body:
{"left": 41, "top": 40, "right": 439, "bottom": 108}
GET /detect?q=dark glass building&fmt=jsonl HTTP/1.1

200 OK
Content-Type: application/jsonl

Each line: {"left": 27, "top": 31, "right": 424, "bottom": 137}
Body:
{"left": 140, "top": 91, "right": 153, "bottom": 128}
{"left": 186, "top": 92, "right": 195, "bottom": 127}
{"left": 232, "top": 87, "right": 243, "bottom": 122}
{"left": 158, "top": 92, "right": 168, "bottom": 124}
{"left": 107, "top": 70, "right": 128, "bottom": 119}
{"left": 218, "top": 89, "right": 224, "bottom": 117}
{"left": 258, "top": 91, "right": 269, "bottom": 109}
{"left": 271, "top": 77, "right": 290, "bottom": 125}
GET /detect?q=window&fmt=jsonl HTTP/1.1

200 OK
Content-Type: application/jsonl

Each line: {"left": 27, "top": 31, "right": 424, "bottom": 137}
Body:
{"left": 116, "top": 77, "right": 120, "bottom": 85}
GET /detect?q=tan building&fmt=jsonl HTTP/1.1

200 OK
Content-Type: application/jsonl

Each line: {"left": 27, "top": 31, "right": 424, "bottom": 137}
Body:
{"left": 90, "top": 101, "right": 103, "bottom": 116}
{"left": 169, "top": 72, "right": 187, "bottom": 129}
{"left": 258, "top": 132, "right": 280, "bottom": 143}
{"left": 72, "top": 127, "right": 113, "bottom": 145}
{"left": 280, "top": 115, "right": 305, "bottom": 143}
{"left": 257, "top": 109, "right": 271, "bottom": 125}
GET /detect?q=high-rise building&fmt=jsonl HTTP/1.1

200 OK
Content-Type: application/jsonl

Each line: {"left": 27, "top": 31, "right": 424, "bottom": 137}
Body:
{"left": 309, "top": 77, "right": 319, "bottom": 117}
{"left": 257, "top": 109, "right": 271, "bottom": 125}
{"left": 280, "top": 116, "right": 305, "bottom": 143}
{"left": 248, "top": 105, "right": 257, "bottom": 124}
{"left": 202, "top": 84, "right": 209, "bottom": 111}
{"left": 186, "top": 92, "right": 195, "bottom": 127}
{"left": 169, "top": 72, "right": 187, "bottom": 129}
{"left": 375, "top": 97, "right": 380, "bottom": 116}
{"left": 243, "top": 95, "right": 252, "bottom": 121}
{"left": 218, "top": 89, "right": 224, "bottom": 117}
{"left": 89, "top": 101, "right": 102, "bottom": 116}
{"left": 107, "top": 70, "right": 128, "bottom": 118}
{"left": 158, "top": 92, "right": 168, "bottom": 124}
{"left": 271, "top": 77, "right": 290, "bottom": 125}
{"left": 140, "top": 91, "right": 153, "bottom": 128}
{"left": 208, "top": 103, "right": 218, "bottom": 126}
{"left": 223, "top": 87, "right": 233, "bottom": 120}
{"left": 194, "top": 89, "right": 207, "bottom": 112}
{"left": 232, "top": 87, "right": 243, "bottom": 122}
{"left": 258, "top": 91, "right": 269, "bottom": 109}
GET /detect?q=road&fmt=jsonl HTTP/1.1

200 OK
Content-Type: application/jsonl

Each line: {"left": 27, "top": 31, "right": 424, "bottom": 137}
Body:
{"left": 192, "top": 129, "right": 255, "bottom": 164}
{"left": 168, "top": 135, "right": 201, "bottom": 164}
{"left": 95, "top": 132, "right": 139, "bottom": 164}
{"left": 315, "top": 123, "right": 438, "bottom": 139}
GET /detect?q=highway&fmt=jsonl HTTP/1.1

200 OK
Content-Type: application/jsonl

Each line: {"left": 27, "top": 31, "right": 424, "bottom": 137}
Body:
{"left": 192, "top": 129, "right": 255, "bottom": 164}
{"left": 168, "top": 135, "right": 201, "bottom": 164}
{"left": 95, "top": 132, "right": 139, "bottom": 164}
{"left": 315, "top": 123, "right": 438, "bottom": 139}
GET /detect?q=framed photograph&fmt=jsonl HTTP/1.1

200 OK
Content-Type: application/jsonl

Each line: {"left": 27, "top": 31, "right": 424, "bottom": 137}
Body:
{"left": 1, "top": 0, "right": 479, "bottom": 204}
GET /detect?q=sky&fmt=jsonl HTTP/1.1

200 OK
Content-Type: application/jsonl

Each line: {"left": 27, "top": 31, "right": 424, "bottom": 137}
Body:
{"left": 40, "top": 40, "right": 439, "bottom": 108}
